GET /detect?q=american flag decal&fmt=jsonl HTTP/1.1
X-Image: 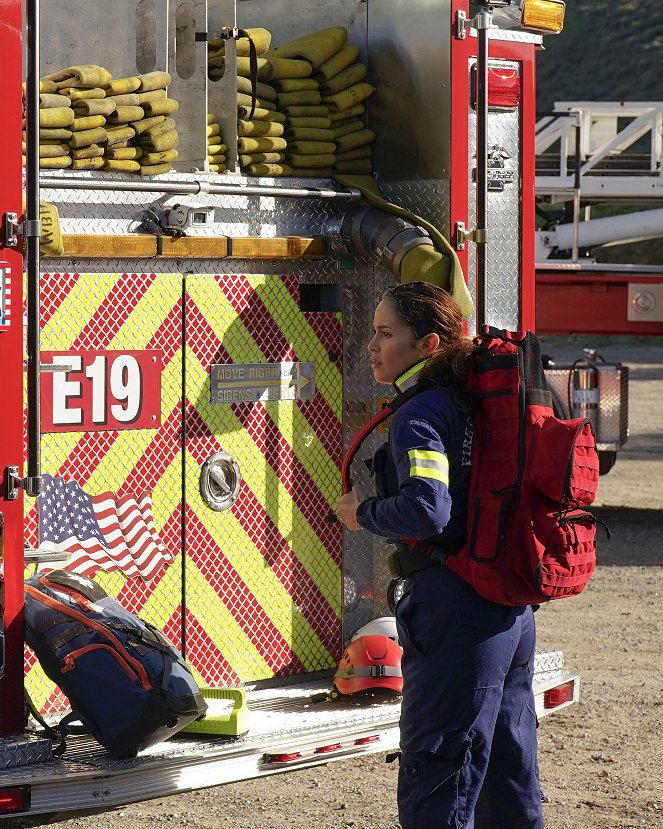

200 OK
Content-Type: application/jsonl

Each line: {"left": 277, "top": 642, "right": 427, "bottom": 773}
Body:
{"left": 38, "top": 474, "right": 173, "bottom": 582}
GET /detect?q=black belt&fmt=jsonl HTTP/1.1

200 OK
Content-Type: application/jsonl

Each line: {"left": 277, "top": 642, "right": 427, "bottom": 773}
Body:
{"left": 387, "top": 544, "right": 448, "bottom": 579}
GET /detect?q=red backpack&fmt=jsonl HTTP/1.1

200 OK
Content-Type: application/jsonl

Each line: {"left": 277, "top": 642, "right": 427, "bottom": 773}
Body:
{"left": 342, "top": 328, "right": 605, "bottom": 606}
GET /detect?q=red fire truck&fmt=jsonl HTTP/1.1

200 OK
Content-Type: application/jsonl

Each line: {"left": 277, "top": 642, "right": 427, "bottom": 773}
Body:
{"left": 0, "top": 0, "right": 580, "bottom": 817}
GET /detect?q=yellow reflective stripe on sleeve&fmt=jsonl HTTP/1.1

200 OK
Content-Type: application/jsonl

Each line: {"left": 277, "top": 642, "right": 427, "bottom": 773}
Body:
{"left": 408, "top": 449, "right": 449, "bottom": 486}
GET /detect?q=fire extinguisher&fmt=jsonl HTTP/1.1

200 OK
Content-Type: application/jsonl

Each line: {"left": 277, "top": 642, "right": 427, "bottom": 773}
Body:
{"left": 568, "top": 349, "right": 602, "bottom": 431}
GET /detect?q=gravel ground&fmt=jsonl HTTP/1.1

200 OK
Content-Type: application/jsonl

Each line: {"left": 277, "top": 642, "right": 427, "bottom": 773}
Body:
{"left": 5, "top": 336, "right": 662, "bottom": 829}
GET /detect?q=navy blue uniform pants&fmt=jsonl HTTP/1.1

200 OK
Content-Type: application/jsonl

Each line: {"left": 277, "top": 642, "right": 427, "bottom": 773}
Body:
{"left": 395, "top": 566, "right": 543, "bottom": 829}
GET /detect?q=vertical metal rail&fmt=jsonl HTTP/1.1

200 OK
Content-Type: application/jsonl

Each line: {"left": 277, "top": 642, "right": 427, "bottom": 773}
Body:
{"left": 24, "top": 0, "right": 43, "bottom": 498}
{"left": 475, "top": 9, "right": 490, "bottom": 332}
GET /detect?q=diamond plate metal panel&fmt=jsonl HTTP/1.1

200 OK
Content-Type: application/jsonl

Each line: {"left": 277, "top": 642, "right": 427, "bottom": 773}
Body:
{"left": 25, "top": 272, "right": 184, "bottom": 716}
{"left": 183, "top": 273, "right": 344, "bottom": 685}
{"left": 468, "top": 62, "right": 522, "bottom": 333}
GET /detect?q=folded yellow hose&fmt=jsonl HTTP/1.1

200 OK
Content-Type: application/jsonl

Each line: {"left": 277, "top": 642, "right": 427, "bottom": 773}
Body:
{"left": 239, "top": 27, "right": 272, "bottom": 56}
{"left": 39, "top": 107, "right": 75, "bottom": 128}
{"left": 107, "top": 105, "right": 145, "bottom": 124}
{"left": 286, "top": 116, "right": 331, "bottom": 129}
{"left": 322, "top": 83, "right": 374, "bottom": 111}
{"left": 104, "top": 125, "right": 136, "bottom": 145}
{"left": 207, "top": 135, "right": 224, "bottom": 146}
{"left": 285, "top": 127, "right": 333, "bottom": 142}
{"left": 71, "top": 114, "right": 106, "bottom": 131}
{"left": 36, "top": 143, "right": 69, "bottom": 158}
{"left": 137, "top": 89, "right": 167, "bottom": 104}
{"left": 287, "top": 152, "right": 335, "bottom": 168}
{"left": 108, "top": 93, "right": 140, "bottom": 106}
{"left": 335, "top": 145, "right": 372, "bottom": 162}
{"left": 72, "top": 98, "right": 117, "bottom": 116}
{"left": 104, "top": 146, "right": 144, "bottom": 160}
{"left": 38, "top": 79, "right": 58, "bottom": 94}
{"left": 238, "top": 120, "right": 285, "bottom": 138}
{"left": 131, "top": 115, "right": 167, "bottom": 135}
{"left": 334, "top": 128, "right": 375, "bottom": 153}
{"left": 141, "top": 149, "right": 178, "bottom": 164}
{"left": 319, "top": 64, "right": 367, "bottom": 96}
{"left": 239, "top": 152, "right": 285, "bottom": 166}
{"left": 273, "top": 78, "right": 319, "bottom": 92}
{"left": 246, "top": 163, "right": 293, "bottom": 176}
{"left": 68, "top": 126, "right": 108, "bottom": 148}
{"left": 207, "top": 123, "right": 220, "bottom": 137}
{"left": 334, "top": 159, "right": 372, "bottom": 174}
{"left": 237, "top": 106, "right": 286, "bottom": 123}
{"left": 136, "top": 130, "right": 179, "bottom": 152}
{"left": 287, "top": 140, "right": 335, "bottom": 155}
{"left": 237, "top": 56, "right": 312, "bottom": 81}
{"left": 138, "top": 71, "right": 172, "bottom": 92}
{"left": 37, "top": 155, "right": 72, "bottom": 169}
{"left": 104, "top": 76, "right": 141, "bottom": 95}
{"left": 72, "top": 156, "right": 105, "bottom": 170}
{"left": 276, "top": 90, "right": 322, "bottom": 107}
{"left": 330, "top": 119, "right": 364, "bottom": 140}
{"left": 44, "top": 64, "right": 112, "bottom": 90}
{"left": 208, "top": 164, "right": 227, "bottom": 173}
{"left": 39, "top": 93, "right": 72, "bottom": 109}
{"left": 238, "top": 136, "right": 288, "bottom": 154}
{"left": 71, "top": 144, "right": 105, "bottom": 159}
{"left": 313, "top": 44, "right": 359, "bottom": 82}
{"left": 269, "top": 26, "right": 347, "bottom": 69}
{"left": 237, "top": 92, "right": 276, "bottom": 111}
{"left": 236, "top": 74, "right": 277, "bottom": 102}
{"left": 139, "top": 162, "right": 172, "bottom": 176}
{"left": 291, "top": 167, "right": 333, "bottom": 177}
{"left": 282, "top": 105, "right": 330, "bottom": 118}
{"left": 328, "top": 103, "right": 365, "bottom": 122}
{"left": 104, "top": 159, "right": 141, "bottom": 172}
{"left": 141, "top": 98, "right": 179, "bottom": 117}
{"left": 208, "top": 145, "right": 228, "bottom": 157}
{"left": 33, "top": 127, "right": 73, "bottom": 140}
{"left": 60, "top": 86, "right": 106, "bottom": 101}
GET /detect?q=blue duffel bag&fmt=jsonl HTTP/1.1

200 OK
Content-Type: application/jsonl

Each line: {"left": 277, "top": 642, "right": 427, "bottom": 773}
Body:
{"left": 24, "top": 570, "right": 207, "bottom": 759}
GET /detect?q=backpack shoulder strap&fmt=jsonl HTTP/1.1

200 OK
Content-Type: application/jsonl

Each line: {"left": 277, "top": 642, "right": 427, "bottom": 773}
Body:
{"left": 341, "top": 383, "right": 430, "bottom": 493}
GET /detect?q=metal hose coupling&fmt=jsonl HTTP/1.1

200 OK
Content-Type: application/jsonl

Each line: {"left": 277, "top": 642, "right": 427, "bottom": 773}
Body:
{"left": 340, "top": 206, "right": 432, "bottom": 277}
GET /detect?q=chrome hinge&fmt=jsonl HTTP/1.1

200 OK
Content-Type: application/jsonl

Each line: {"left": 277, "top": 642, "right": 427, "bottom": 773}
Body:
{"left": 6, "top": 466, "right": 43, "bottom": 500}
{"left": 454, "top": 222, "right": 489, "bottom": 251}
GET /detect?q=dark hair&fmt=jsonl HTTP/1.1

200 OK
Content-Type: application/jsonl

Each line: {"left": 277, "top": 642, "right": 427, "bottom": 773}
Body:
{"left": 382, "top": 281, "right": 476, "bottom": 409}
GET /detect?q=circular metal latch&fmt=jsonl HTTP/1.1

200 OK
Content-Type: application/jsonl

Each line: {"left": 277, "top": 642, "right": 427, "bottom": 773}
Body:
{"left": 200, "top": 452, "right": 241, "bottom": 511}
{"left": 632, "top": 290, "right": 656, "bottom": 315}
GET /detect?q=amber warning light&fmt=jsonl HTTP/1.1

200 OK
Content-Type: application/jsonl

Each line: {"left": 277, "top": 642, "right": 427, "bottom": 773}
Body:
{"left": 520, "top": 0, "right": 565, "bottom": 34}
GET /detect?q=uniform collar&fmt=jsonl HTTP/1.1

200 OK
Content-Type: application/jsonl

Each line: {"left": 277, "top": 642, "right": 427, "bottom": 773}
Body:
{"left": 394, "top": 358, "right": 429, "bottom": 393}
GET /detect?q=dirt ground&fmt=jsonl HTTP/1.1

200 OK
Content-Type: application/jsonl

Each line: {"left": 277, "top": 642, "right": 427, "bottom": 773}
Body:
{"left": 6, "top": 336, "right": 663, "bottom": 829}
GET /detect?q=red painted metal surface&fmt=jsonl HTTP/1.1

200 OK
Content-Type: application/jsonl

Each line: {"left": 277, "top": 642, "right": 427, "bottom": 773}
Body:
{"left": 536, "top": 270, "right": 663, "bottom": 336}
{"left": 0, "top": 0, "right": 26, "bottom": 735}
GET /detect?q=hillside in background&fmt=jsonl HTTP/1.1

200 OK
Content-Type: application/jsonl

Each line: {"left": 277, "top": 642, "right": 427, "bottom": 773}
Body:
{"left": 537, "top": 0, "right": 663, "bottom": 111}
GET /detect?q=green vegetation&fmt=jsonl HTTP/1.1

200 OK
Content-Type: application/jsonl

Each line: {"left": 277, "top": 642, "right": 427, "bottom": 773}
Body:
{"left": 537, "top": 1, "right": 663, "bottom": 111}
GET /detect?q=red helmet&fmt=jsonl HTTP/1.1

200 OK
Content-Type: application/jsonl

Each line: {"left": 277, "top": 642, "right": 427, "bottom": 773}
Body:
{"left": 333, "top": 634, "right": 403, "bottom": 697}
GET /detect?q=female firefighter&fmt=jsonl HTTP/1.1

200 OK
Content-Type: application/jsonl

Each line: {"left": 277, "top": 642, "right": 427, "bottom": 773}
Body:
{"left": 335, "top": 281, "right": 543, "bottom": 829}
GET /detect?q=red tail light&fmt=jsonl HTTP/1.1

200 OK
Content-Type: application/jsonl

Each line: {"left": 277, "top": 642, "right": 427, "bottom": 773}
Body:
{"left": 544, "top": 680, "right": 575, "bottom": 709}
{"left": 0, "top": 786, "right": 30, "bottom": 815}
{"left": 265, "top": 751, "right": 302, "bottom": 765}
{"left": 355, "top": 735, "right": 380, "bottom": 746}
{"left": 472, "top": 65, "right": 521, "bottom": 111}
{"left": 315, "top": 743, "right": 342, "bottom": 754}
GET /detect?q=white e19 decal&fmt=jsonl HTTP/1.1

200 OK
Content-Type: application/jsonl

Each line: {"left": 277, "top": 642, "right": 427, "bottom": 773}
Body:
{"left": 110, "top": 355, "right": 142, "bottom": 422}
{"left": 43, "top": 350, "right": 161, "bottom": 433}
